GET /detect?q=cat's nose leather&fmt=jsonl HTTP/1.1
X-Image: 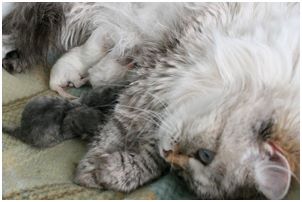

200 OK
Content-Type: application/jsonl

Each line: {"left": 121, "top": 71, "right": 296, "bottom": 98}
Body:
{"left": 162, "top": 149, "right": 171, "bottom": 157}
{"left": 163, "top": 149, "right": 189, "bottom": 169}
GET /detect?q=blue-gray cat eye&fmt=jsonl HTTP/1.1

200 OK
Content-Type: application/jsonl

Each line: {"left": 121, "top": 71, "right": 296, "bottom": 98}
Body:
{"left": 196, "top": 149, "right": 216, "bottom": 165}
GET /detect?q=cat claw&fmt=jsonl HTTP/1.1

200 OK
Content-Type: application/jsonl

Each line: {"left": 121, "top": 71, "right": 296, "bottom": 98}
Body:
{"left": 73, "top": 172, "right": 104, "bottom": 190}
{"left": 73, "top": 77, "right": 90, "bottom": 88}
{"left": 56, "top": 86, "right": 78, "bottom": 99}
{"left": 68, "top": 82, "right": 74, "bottom": 87}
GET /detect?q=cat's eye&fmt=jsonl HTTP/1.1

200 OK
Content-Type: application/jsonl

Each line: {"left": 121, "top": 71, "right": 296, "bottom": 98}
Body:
{"left": 196, "top": 148, "right": 215, "bottom": 166}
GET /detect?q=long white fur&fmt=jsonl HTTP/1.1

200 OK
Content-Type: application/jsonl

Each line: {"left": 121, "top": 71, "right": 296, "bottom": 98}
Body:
{"left": 49, "top": 3, "right": 184, "bottom": 97}
{"left": 3, "top": 3, "right": 299, "bottom": 198}
{"left": 155, "top": 3, "right": 299, "bottom": 199}
{"left": 32, "top": 5, "right": 301, "bottom": 197}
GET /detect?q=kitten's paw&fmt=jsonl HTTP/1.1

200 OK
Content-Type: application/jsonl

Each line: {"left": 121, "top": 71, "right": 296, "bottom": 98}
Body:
{"left": 55, "top": 86, "right": 78, "bottom": 99}
{"left": 74, "top": 170, "right": 104, "bottom": 190}
{"left": 50, "top": 70, "right": 86, "bottom": 99}
{"left": 74, "top": 156, "right": 106, "bottom": 189}
{"left": 72, "top": 77, "right": 89, "bottom": 88}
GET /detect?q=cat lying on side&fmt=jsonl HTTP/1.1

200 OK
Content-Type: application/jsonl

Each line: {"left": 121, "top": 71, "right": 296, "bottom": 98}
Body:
{"left": 2, "top": 3, "right": 299, "bottom": 199}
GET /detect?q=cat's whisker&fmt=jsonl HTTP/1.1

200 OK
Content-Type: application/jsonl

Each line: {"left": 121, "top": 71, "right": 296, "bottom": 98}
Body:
{"left": 134, "top": 123, "right": 156, "bottom": 145}
{"left": 114, "top": 110, "right": 164, "bottom": 151}
{"left": 108, "top": 100, "right": 177, "bottom": 139}
{"left": 123, "top": 112, "right": 137, "bottom": 151}
{"left": 143, "top": 91, "right": 178, "bottom": 131}
{"left": 78, "top": 103, "right": 116, "bottom": 109}
{"left": 114, "top": 109, "right": 172, "bottom": 135}
{"left": 116, "top": 104, "right": 174, "bottom": 133}
{"left": 143, "top": 95, "right": 181, "bottom": 134}
{"left": 79, "top": 84, "right": 178, "bottom": 134}
{"left": 168, "top": 150, "right": 179, "bottom": 174}
{"left": 89, "top": 83, "right": 130, "bottom": 88}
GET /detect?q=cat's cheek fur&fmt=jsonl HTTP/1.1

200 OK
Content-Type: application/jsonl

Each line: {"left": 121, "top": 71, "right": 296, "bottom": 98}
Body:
{"left": 183, "top": 158, "right": 224, "bottom": 198}
{"left": 188, "top": 158, "right": 209, "bottom": 181}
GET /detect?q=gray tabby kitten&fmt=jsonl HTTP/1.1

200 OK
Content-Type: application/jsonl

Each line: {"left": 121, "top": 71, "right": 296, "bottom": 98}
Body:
{"left": 2, "top": 3, "right": 299, "bottom": 199}
{"left": 3, "top": 86, "right": 122, "bottom": 147}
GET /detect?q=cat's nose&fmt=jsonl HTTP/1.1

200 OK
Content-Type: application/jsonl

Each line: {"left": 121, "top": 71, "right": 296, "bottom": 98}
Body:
{"left": 162, "top": 149, "right": 170, "bottom": 158}
{"left": 163, "top": 145, "right": 189, "bottom": 169}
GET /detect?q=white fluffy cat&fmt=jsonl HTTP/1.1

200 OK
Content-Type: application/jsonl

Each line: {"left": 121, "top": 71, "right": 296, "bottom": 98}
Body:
{"left": 2, "top": 3, "right": 300, "bottom": 199}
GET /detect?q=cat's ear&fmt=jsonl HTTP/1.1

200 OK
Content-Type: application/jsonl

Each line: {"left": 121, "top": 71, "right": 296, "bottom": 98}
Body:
{"left": 254, "top": 150, "right": 291, "bottom": 199}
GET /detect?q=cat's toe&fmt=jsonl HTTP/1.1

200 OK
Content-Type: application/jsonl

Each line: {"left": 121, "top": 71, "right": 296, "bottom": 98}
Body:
{"left": 74, "top": 170, "right": 104, "bottom": 190}
{"left": 68, "top": 82, "right": 74, "bottom": 87}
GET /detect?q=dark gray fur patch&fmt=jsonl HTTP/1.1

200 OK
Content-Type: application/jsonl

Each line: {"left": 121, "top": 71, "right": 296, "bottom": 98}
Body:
{"left": 62, "top": 106, "right": 106, "bottom": 141}
{"left": 3, "top": 2, "right": 67, "bottom": 69}
{"left": 2, "top": 86, "right": 123, "bottom": 148}
{"left": 3, "top": 96, "right": 77, "bottom": 148}
{"left": 2, "top": 50, "right": 23, "bottom": 73}
{"left": 80, "top": 85, "right": 125, "bottom": 114}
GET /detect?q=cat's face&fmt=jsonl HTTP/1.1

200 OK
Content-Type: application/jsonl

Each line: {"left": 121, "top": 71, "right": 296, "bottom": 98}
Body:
{"left": 158, "top": 92, "right": 299, "bottom": 199}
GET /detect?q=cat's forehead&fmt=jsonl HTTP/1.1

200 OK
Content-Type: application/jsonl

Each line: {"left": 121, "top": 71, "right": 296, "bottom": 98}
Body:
{"left": 180, "top": 95, "right": 274, "bottom": 142}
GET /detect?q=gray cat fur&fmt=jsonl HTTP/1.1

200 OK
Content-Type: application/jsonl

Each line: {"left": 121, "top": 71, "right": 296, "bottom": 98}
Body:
{"left": 2, "top": 3, "right": 69, "bottom": 71}
{"left": 2, "top": 3, "right": 299, "bottom": 199}
{"left": 3, "top": 86, "right": 123, "bottom": 148}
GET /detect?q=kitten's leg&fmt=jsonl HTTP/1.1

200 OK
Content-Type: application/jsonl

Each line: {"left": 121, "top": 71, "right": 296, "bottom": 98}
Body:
{"left": 49, "top": 25, "right": 118, "bottom": 96}
{"left": 72, "top": 77, "right": 90, "bottom": 88}
{"left": 74, "top": 146, "right": 166, "bottom": 191}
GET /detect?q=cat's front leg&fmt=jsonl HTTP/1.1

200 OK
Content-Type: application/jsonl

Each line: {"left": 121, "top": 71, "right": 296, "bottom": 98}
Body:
{"left": 74, "top": 146, "right": 167, "bottom": 192}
